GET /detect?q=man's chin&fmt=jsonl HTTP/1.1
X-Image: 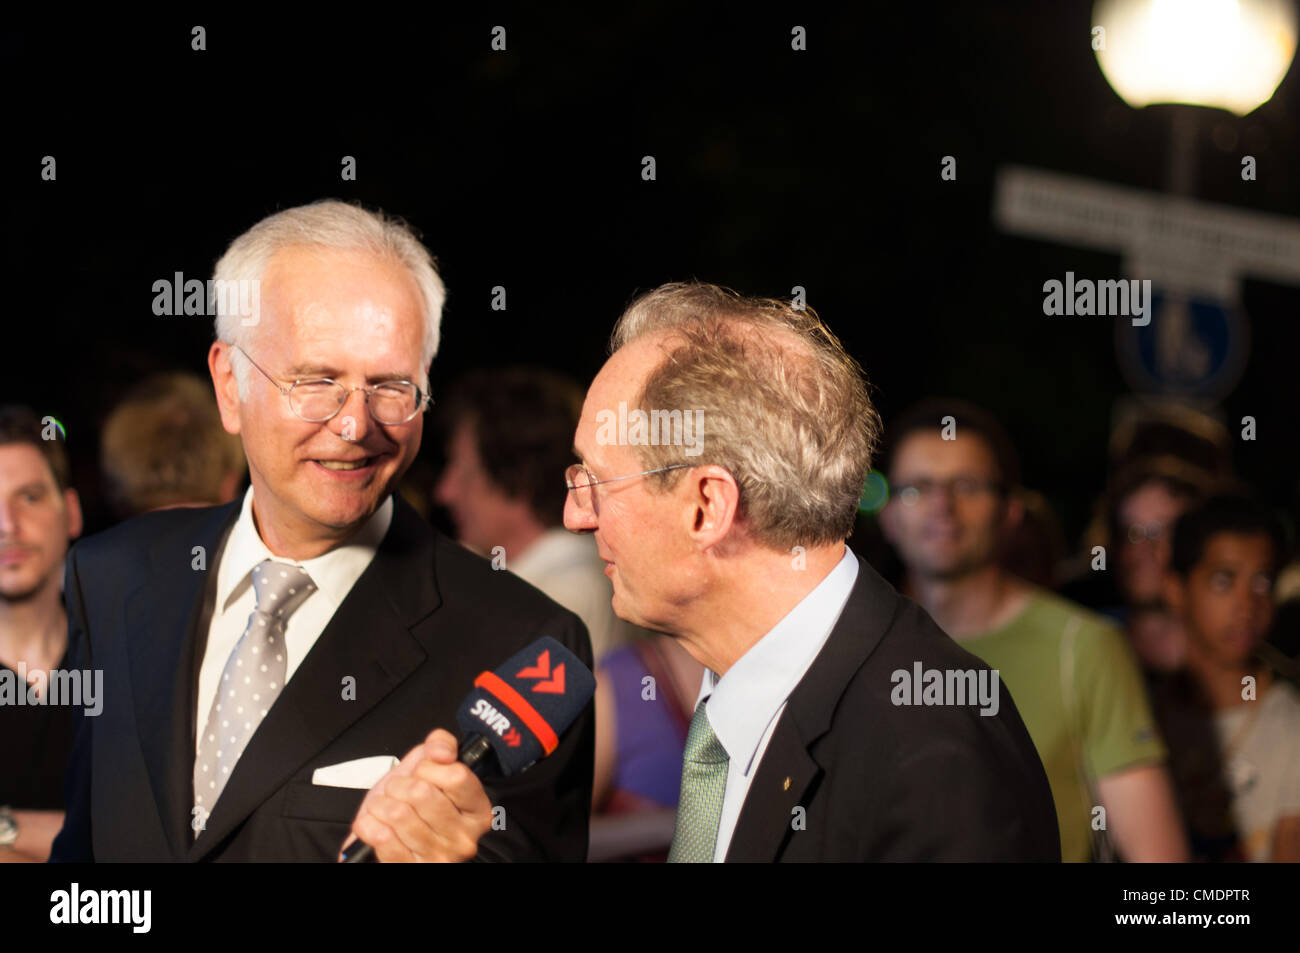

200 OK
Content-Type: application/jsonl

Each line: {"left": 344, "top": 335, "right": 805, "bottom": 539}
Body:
{"left": 609, "top": 590, "right": 639, "bottom": 626}
{"left": 302, "top": 489, "right": 389, "bottom": 531}
{"left": 912, "top": 555, "right": 979, "bottom": 581}
{"left": 0, "top": 572, "right": 52, "bottom": 603}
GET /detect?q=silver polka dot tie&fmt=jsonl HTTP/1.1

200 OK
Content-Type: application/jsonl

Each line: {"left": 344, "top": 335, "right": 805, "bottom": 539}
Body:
{"left": 193, "top": 559, "right": 316, "bottom": 826}
{"left": 668, "top": 700, "right": 730, "bottom": 863}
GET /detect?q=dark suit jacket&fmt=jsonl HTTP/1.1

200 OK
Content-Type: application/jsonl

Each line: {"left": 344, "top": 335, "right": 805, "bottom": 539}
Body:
{"left": 49, "top": 494, "right": 594, "bottom": 862}
{"left": 725, "top": 556, "right": 1060, "bottom": 861}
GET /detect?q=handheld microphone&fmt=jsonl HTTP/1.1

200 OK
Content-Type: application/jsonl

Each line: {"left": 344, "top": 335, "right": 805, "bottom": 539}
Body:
{"left": 341, "top": 636, "right": 595, "bottom": 862}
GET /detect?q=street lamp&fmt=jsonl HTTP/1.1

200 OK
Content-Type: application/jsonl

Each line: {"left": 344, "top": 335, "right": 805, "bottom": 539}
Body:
{"left": 1094, "top": 0, "right": 1297, "bottom": 116}
{"left": 1086, "top": 0, "right": 1299, "bottom": 405}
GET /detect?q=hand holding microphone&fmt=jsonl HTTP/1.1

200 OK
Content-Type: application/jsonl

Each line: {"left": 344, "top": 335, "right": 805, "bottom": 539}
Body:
{"left": 339, "top": 728, "right": 493, "bottom": 863}
{"left": 339, "top": 636, "right": 595, "bottom": 863}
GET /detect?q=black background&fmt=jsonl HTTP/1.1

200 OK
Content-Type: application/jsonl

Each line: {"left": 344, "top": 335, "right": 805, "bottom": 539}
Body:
{"left": 6, "top": 6, "right": 1298, "bottom": 544}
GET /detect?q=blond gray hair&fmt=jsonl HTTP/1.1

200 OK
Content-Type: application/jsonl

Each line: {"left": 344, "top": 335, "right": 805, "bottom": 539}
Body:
{"left": 610, "top": 282, "right": 880, "bottom": 550}
{"left": 100, "top": 371, "right": 246, "bottom": 516}
{"left": 212, "top": 200, "right": 445, "bottom": 396}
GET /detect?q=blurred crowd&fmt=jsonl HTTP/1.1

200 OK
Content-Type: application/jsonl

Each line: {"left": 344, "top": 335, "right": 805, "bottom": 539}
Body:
{"left": 1, "top": 366, "right": 1296, "bottom": 862}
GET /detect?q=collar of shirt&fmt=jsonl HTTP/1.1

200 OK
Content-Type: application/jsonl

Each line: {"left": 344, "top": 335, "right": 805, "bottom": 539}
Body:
{"left": 214, "top": 486, "right": 395, "bottom": 617}
{"left": 696, "top": 547, "right": 859, "bottom": 775}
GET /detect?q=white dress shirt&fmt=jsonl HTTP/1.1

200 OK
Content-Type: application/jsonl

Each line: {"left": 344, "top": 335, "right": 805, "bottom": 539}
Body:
{"left": 695, "top": 547, "right": 859, "bottom": 862}
{"left": 195, "top": 487, "right": 393, "bottom": 758}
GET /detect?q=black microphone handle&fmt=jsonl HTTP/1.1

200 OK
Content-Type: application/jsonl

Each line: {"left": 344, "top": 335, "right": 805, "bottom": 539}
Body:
{"left": 341, "top": 734, "right": 498, "bottom": 864}
{"left": 459, "top": 734, "right": 497, "bottom": 775}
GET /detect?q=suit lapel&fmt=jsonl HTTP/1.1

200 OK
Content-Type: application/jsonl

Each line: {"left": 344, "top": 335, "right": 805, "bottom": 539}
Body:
{"left": 125, "top": 502, "right": 240, "bottom": 860}
{"left": 724, "top": 556, "right": 896, "bottom": 861}
{"left": 721, "top": 727, "right": 820, "bottom": 862}
{"left": 189, "top": 495, "right": 440, "bottom": 859}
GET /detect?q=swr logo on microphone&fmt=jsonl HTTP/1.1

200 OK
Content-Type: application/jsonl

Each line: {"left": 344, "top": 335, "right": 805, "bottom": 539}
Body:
{"left": 469, "top": 698, "right": 523, "bottom": 746}
{"left": 516, "top": 649, "right": 565, "bottom": 693}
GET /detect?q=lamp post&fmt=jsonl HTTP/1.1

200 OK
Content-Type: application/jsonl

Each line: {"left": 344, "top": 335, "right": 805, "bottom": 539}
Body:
{"left": 1084, "top": 0, "right": 1299, "bottom": 402}
{"left": 1094, "top": 0, "right": 1298, "bottom": 194}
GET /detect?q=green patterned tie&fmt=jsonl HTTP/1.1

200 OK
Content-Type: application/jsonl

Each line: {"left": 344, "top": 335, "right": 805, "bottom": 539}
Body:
{"left": 668, "top": 700, "right": 730, "bottom": 863}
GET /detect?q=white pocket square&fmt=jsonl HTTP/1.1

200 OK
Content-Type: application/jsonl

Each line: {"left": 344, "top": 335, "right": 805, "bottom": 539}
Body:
{"left": 311, "top": 755, "right": 400, "bottom": 789}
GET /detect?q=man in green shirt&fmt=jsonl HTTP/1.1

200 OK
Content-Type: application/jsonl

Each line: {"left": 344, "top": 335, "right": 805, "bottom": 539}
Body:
{"left": 879, "top": 399, "right": 1188, "bottom": 862}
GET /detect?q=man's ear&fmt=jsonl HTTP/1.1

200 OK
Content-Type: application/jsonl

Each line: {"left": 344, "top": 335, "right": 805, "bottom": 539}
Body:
{"left": 1001, "top": 492, "right": 1025, "bottom": 534}
{"left": 63, "top": 488, "right": 83, "bottom": 541}
{"left": 684, "top": 464, "right": 740, "bottom": 549}
{"left": 209, "top": 342, "right": 243, "bottom": 435}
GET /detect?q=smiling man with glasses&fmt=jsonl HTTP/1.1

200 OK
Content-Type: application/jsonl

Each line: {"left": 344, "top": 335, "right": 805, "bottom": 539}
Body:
{"left": 50, "top": 200, "right": 594, "bottom": 864}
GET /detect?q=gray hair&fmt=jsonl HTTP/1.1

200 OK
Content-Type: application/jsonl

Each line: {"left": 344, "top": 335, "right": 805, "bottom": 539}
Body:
{"left": 610, "top": 282, "right": 880, "bottom": 550}
{"left": 212, "top": 200, "right": 445, "bottom": 397}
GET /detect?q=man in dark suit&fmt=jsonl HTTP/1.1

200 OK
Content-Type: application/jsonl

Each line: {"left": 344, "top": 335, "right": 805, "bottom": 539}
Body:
{"left": 562, "top": 282, "right": 1059, "bottom": 862}
{"left": 51, "top": 200, "right": 593, "bottom": 862}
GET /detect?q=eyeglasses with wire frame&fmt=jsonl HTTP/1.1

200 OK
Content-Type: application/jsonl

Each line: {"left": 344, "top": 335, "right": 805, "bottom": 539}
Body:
{"left": 565, "top": 462, "right": 692, "bottom": 516}
{"left": 233, "top": 345, "right": 431, "bottom": 425}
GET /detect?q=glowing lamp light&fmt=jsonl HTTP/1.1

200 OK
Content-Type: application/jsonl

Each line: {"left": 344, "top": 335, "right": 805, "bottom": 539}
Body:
{"left": 1094, "top": 0, "right": 1298, "bottom": 115}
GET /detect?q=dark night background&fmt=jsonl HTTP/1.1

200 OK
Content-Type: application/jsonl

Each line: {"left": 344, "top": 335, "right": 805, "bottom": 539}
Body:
{"left": 5, "top": 6, "right": 1298, "bottom": 547}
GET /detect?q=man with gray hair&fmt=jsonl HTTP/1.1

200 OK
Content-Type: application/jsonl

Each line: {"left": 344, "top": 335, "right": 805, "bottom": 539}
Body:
{"left": 51, "top": 200, "right": 595, "bottom": 862}
{"left": 564, "top": 282, "right": 1059, "bottom": 861}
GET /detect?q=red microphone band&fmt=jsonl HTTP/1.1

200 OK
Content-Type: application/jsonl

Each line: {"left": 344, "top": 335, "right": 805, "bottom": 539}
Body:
{"left": 473, "top": 670, "right": 560, "bottom": 755}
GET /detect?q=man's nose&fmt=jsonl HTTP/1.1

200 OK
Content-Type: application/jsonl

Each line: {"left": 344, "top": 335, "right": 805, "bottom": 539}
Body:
{"left": 0, "top": 499, "right": 17, "bottom": 537}
{"left": 329, "top": 388, "right": 373, "bottom": 442}
{"left": 1248, "top": 592, "right": 1274, "bottom": 631}
{"left": 563, "top": 492, "right": 596, "bottom": 533}
{"left": 928, "top": 486, "right": 958, "bottom": 513}
{"left": 1232, "top": 583, "right": 1261, "bottom": 618}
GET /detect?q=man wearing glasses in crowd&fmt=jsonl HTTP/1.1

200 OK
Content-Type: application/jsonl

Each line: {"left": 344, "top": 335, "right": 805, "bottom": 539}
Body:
{"left": 51, "top": 200, "right": 594, "bottom": 863}
{"left": 878, "top": 399, "right": 1189, "bottom": 862}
